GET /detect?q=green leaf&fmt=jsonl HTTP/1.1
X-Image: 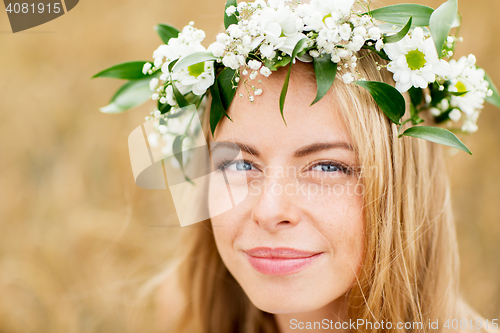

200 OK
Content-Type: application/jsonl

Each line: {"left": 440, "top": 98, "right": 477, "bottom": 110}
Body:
{"left": 209, "top": 82, "right": 232, "bottom": 137}
{"left": 279, "top": 38, "right": 308, "bottom": 125}
{"left": 168, "top": 59, "right": 179, "bottom": 73}
{"left": 154, "top": 24, "right": 180, "bottom": 44}
{"left": 369, "top": 4, "right": 434, "bottom": 26}
{"left": 383, "top": 16, "right": 412, "bottom": 44}
{"left": 171, "top": 83, "right": 190, "bottom": 108}
{"left": 355, "top": 81, "right": 406, "bottom": 124}
{"left": 100, "top": 77, "right": 153, "bottom": 113}
{"left": 449, "top": 91, "right": 468, "bottom": 96}
{"left": 409, "top": 103, "right": 424, "bottom": 125}
{"left": 158, "top": 100, "right": 172, "bottom": 114}
{"left": 409, "top": 87, "right": 423, "bottom": 106}
{"left": 171, "top": 52, "right": 217, "bottom": 73}
{"left": 429, "top": 0, "right": 458, "bottom": 58}
{"left": 311, "top": 56, "right": 338, "bottom": 106}
{"left": 401, "top": 126, "right": 472, "bottom": 155}
{"left": 93, "top": 61, "right": 152, "bottom": 80}
{"left": 363, "top": 44, "right": 390, "bottom": 61}
{"left": 224, "top": 0, "right": 238, "bottom": 29}
{"left": 484, "top": 72, "right": 500, "bottom": 108}
{"left": 217, "top": 68, "right": 237, "bottom": 110}
{"left": 263, "top": 56, "right": 291, "bottom": 71}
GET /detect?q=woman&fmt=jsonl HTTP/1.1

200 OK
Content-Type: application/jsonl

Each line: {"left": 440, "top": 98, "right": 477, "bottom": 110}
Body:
{"left": 142, "top": 53, "right": 495, "bottom": 332}
{"left": 93, "top": 1, "right": 499, "bottom": 331}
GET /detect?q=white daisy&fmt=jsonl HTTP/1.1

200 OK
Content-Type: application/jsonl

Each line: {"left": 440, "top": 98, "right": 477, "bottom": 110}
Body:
{"left": 448, "top": 55, "right": 489, "bottom": 116}
{"left": 384, "top": 27, "right": 450, "bottom": 93}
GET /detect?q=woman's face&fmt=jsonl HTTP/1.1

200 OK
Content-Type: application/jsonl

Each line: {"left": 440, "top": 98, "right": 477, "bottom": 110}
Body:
{"left": 208, "top": 63, "right": 365, "bottom": 314}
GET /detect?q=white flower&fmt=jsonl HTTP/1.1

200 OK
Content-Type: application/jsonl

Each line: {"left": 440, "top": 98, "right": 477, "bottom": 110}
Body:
{"left": 255, "top": 88, "right": 263, "bottom": 96}
{"left": 226, "top": 5, "right": 237, "bottom": 16}
{"left": 253, "top": 3, "right": 307, "bottom": 57}
{"left": 164, "top": 85, "right": 176, "bottom": 105}
{"left": 449, "top": 108, "right": 462, "bottom": 121}
{"left": 148, "top": 133, "right": 160, "bottom": 147}
{"left": 248, "top": 59, "right": 262, "bottom": 70}
{"left": 158, "top": 125, "right": 168, "bottom": 134}
{"left": 176, "top": 60, "right": 215, "bottom": 96}
{"left": 309, "top": 49, "right": 320, "bottom": 58}
{"left": 353, "top": 26, "right": 367, "bottom": 38}
{"left": 342, "top": 73, "right": 355, "bottom": 84}
{"left": 216, "top": 33, "right": 231, "bottom": 45}
{"left": 149, "top": 78, "right": 159, "bottom": 91}
{"left": 368, "top": 27, "right": 381, "bottom": 40}
{"left": 192, "top": 30, "right": 206, "bottom": 41}
{"left": 208, "top": 42, "right": 226, "bottom": 57}
{"left": 430, "top": 107, "right": 442, "bottom": 116}
{"left": 227, "top": 25, "right": 244, "bottom": 38}
{"left": 237, "top": 1, "right": 247, "bottom": 12}
{"left": 462, "top": 119, "right": 478, "bottom": 133}
{"left": 300, "top": 0, "right": 355, "bottom": 31}
{"left": 260, "top": 66, "right": 272, "bottom": 77}
{"left": 142, "top": 62, "right": 152, "bottom": 74}
{"left": 222, "top": 53, "right": 241, "bottom": 69}
{"left": 375, "top": 39, "right": 384, "bottom": 52}
{"left": 448, "top": 55, "right": 489, "bottom": 116}
{"left": 339, "top": 23, "right": 352, "bottom": 41}
{"left": 384, "top": 27, "right": 450, "bottom": 93}
{"left": 347, "top": 35, "right": 365, "bottom": 52}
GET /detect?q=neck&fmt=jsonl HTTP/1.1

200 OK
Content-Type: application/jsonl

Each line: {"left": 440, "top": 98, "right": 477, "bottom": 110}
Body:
{"left": 274, "top": 295, "right": 352, "bottom": 333}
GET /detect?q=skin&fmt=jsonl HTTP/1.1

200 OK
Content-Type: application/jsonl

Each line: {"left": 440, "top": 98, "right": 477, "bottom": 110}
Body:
{"left": 207, "top": 62, "right": 365, "bottom": 333}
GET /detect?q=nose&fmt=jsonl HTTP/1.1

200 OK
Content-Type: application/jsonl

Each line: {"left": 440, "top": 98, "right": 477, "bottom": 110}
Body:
{"left": 250, "top": 167, "right": 301, "bottom": 232}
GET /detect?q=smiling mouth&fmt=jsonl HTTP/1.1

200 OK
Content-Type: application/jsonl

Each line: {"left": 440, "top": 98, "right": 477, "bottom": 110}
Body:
{"left": 244, "top": 247, "right": 323, "bottom": 276}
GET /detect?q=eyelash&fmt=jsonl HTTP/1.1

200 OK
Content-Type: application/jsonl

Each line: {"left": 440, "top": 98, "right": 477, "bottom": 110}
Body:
{"left": 214, "top": 159, "right": 353, "bottom": 175}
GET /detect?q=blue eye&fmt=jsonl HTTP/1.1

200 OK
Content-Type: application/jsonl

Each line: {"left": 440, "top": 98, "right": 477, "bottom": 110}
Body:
{"left": 310, "top": 162, "right": 350, "bottom": 174}
{"left": 230, "top": 161, "right": 253, "bottom": 171}
{"left": 312, "top": 164, "right": 340, "bottom": 172}
{"left": 216, "top": 159, "right": 254, "bottom": 172}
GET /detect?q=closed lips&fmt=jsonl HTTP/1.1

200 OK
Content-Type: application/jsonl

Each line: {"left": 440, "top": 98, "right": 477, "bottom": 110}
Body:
{"left": 244, "top": 247, "right": 323, "bottom": 276}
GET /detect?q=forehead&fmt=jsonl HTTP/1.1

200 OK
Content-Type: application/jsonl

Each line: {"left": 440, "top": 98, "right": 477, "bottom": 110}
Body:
{"left": 210, "top": 62, "right": 352, "bottom": 153}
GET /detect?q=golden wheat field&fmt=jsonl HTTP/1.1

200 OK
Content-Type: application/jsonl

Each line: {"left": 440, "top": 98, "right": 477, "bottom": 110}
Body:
{"left": 0, "top": 0, "right": 499, "bottom": 332}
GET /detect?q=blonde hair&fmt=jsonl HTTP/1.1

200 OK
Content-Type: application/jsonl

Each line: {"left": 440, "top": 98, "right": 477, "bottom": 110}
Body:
{"left": 141, "top": 51, "right": 484, "bottom": 333}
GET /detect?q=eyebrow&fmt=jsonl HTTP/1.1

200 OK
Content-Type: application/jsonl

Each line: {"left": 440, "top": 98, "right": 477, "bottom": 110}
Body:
{"left": 211, "top": 140, "right": 354, "bottom": 158}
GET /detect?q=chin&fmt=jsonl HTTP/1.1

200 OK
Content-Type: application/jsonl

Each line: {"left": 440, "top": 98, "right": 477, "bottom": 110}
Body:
{"left": 232, "top": 268, "right": 346, "bottom": 315}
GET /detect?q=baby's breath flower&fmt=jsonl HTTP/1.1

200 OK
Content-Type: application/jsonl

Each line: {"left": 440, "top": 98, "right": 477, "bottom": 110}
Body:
{"left": 158, "top": 125, "right": 168, "bottom": 134}
{"left": 260, "top": 66, "right": 272, "bottom": 77}
{"left": 342, "top": 73, "right": 355, "bottom": 84}
{"left": 449, "top": 108, "right": 462, "bottom": 121}
{"left": 142, "top": 62, "right": 152, "bottom": 74}
{"left": 226, "top": 5, "right": 237, "bottom": 16}
{"left": 248, "top": 60, "right": 262, "bottom": 70}
{"left": 430, "top": 107, "right": 442, "bottom": 116}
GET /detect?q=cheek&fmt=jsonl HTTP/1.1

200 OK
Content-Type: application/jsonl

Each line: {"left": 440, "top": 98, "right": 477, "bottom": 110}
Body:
{"left": 210, "top": 209, "right": 242, "bottom": 267}
{"left": 310, "top": 186, "right": 365, "bottom": 277}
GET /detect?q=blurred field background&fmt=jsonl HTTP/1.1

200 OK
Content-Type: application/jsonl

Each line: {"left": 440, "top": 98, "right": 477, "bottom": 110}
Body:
{"left": 0, "top": 0, "right": 499, "bottom": 332}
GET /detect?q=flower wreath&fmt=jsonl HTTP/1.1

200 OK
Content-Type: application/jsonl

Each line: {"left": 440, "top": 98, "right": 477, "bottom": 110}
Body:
{"left": 94, "top": 0, "right": 500, "bottom": 170}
